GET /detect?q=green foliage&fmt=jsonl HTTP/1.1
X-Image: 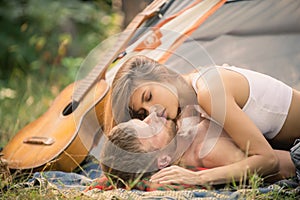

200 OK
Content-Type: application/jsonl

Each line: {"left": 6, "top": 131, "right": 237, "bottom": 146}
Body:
{"left": 0, "top": 0, "right": 118, "bottom": 80}
{"left": 0, "top": 0, "right": 121, "bottom": 146}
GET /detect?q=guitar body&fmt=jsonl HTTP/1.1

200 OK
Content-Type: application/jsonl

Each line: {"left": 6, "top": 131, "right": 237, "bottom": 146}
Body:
{"left": 2, "top": 79, "right": 109, "bottom": 172}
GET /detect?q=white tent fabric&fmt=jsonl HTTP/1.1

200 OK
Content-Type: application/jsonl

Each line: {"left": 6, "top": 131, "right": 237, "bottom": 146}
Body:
{"left": 164, "top": 0, "right": 300, "bottom": 88}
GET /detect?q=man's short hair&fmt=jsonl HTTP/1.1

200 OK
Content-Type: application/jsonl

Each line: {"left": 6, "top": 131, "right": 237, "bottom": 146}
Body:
{"left": 100, "top": 123, "right": 158, "bottom": 187}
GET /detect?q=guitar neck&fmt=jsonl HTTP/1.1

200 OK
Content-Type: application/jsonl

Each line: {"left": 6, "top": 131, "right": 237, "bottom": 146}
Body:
{"left": 72, "top": 0, "right": 169, "bottom": 103}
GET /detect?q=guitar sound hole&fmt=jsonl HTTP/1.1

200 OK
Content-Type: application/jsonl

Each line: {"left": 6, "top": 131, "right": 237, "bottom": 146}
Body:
{"left": 62, "top": 101, "right": 79, "bottom": 116}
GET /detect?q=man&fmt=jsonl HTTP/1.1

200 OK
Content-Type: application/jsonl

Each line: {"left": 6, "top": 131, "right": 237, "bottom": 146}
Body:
{"left": 101, "top": 106, "right": 295, "bottom": 187}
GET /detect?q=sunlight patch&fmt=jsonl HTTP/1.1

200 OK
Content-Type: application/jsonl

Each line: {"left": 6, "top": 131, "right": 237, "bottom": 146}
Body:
{"left": 0, "top": 88, "right": 16, "bottom": 100}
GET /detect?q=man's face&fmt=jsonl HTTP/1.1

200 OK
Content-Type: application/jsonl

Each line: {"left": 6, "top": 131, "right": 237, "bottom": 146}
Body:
{"left": 127, "top": 112, "right": 177, "bottom": 151}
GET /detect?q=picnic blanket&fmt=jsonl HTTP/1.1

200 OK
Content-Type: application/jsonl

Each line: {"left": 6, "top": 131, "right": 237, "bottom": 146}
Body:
{"left": 10, "top": 157, "right": 300, "bottom": 199}
{"left": 14, "top": 171, "right": 300, "bottom": 200}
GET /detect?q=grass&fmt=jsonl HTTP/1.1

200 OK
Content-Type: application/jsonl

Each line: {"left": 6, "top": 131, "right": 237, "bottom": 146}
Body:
{"left": 0, "top": 66, "right": 75, "bottom": 198}
{"left": 1, "top": 170, "right": 298, "bottom": 199}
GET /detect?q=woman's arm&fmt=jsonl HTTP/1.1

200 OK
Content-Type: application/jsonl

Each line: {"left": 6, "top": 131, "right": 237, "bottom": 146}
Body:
{"left": 150, "top": 69, "right": 292, "bottom": 185}
{"left": 200, "top": 124, "right": 295, "bottom": 181}
{"left": 162, "top": 69, "right": 280, "bottom": 185}
{"left": 265, "top": 150, "right": 295, "bottom": 182}
{"left": 192, "top": 74, "right": 279, "bottom": 184}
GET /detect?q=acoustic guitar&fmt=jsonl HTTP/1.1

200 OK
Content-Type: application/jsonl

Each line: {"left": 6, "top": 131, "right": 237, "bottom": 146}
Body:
{"left": 1, "top": 0, "right": 170, "bottom": 172}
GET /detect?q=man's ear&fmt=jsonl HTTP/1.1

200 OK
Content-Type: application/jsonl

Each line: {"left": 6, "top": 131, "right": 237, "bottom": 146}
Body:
{"left": 157, "top": 155, "right": 172, "bottom": 169}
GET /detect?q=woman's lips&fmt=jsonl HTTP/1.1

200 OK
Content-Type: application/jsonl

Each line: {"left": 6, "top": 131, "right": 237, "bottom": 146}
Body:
{"left": 158, "top": 108, "right": 167, "bottom": 119}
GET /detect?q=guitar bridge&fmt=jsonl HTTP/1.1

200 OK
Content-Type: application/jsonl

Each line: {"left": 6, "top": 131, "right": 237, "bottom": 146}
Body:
{"left": 23, "top": 136, "right": 55, "bottom": 145}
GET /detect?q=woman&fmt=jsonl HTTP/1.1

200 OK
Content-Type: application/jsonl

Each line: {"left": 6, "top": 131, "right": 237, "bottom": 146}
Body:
{"left": 104, "top": 55, "right": 300, "bottom": 185}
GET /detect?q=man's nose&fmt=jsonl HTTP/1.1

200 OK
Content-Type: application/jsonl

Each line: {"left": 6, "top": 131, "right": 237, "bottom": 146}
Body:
{"left": 150, "top": 104, "right": 165, "bottom": 116}
{"left": 143, "top": 112, "right": 157, "bottom": 124}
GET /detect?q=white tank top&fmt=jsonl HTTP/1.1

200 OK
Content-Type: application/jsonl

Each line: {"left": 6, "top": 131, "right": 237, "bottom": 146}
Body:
{"left": 192, "top": 65, "right": 293, "bottom": 139}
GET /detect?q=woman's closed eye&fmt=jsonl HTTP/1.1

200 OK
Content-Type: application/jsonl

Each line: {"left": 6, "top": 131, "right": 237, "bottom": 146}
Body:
{"left": 143, "top": 90, "right": 152, "bottom": 102}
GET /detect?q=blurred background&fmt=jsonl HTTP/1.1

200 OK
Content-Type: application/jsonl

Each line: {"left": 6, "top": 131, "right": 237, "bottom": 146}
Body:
{"left": 0, "top": 0, "right": 149, "bottom": 147}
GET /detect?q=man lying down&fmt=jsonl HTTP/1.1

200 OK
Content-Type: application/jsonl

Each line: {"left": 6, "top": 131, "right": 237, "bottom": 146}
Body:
{"left": 100, "top": 105, "right": 295, "bottom": 187}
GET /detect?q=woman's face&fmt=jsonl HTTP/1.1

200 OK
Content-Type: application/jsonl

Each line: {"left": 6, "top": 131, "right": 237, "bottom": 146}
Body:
{"left": 129, "top": 82, "right": 179, "bottom": 120}
{"left": 127, "top": 112, "right": 176, "bottom": 151}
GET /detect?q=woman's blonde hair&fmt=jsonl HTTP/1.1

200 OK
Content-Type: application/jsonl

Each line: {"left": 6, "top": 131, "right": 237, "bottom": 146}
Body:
{"left": 104, "top": 55, "right": 181, "bottom": 134}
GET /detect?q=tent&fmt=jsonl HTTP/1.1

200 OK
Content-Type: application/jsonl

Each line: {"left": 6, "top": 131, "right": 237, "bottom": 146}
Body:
{"left": 107, "top": 0, "right": 300, "bottom": 88}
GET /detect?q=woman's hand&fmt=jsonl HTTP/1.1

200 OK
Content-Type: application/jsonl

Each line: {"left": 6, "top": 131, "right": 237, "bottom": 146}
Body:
{"left": 150, "top": 165, "right": 202, "bottom": 185}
